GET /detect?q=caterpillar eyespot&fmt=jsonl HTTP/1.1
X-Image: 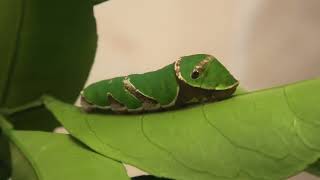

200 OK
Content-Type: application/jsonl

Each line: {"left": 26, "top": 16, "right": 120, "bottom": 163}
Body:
{"left": 81, "top": 54, "right": 239, "bottom": 113}
{"left": 191, "top": 70, "right": 200, "bottom": 79}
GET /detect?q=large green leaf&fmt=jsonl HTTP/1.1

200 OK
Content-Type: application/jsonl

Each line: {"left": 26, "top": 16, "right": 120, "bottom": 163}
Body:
{"left": 7, "top": 130, "right": 129, "bottom": 180}
{"left": 44, "top": 78, "right": 320, "bottom": 180}
{"left": 0, "top": 0, "right": 97, "bottom": 130}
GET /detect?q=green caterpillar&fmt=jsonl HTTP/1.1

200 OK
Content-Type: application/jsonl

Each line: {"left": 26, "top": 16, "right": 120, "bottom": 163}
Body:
{"left": 81, "top": 54, "right": 239, "bottom": 113}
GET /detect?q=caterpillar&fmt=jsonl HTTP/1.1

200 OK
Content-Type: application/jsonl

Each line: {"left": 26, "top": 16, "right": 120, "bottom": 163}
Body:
{"left": 80, "top": 54, "right": 239, "bottom": 113}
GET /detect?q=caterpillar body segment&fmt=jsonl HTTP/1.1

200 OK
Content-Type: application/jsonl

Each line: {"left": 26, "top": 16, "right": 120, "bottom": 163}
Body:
{"left": 81, "top": 54, "right": 239, "bottom": 113}
{"left": 80, "top": 77, "right": 142, "bottom": 112}
{"left": 127, "top": 63, "right": 179, "bottom": 107}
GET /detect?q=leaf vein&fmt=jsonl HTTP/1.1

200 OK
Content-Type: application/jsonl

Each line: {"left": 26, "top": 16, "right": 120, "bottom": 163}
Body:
{"left": 140, "top": 115, "right": 239, "bottom": 180}
{"left": 200, "top": 105, "right": 287, "bottom": 160}
{"left": 200, "top": 105, "right": 288, "bottom": 180}
{"left": 282, "top": 88, "right": 320, "bottom": 152}
{"left": 84, "top": 115, "right": 142, "bottom": 160}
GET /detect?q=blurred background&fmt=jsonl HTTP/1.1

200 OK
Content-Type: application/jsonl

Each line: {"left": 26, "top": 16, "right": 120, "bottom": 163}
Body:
{"left": 85, "top": 0, "right": 320, "bottom": 179}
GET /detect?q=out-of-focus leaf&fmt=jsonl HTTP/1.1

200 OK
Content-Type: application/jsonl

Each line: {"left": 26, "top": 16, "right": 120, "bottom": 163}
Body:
{"left": 7, "top": 130, "right": 129, "bottom": 180}
{"left": 0, "top": 0, "right": 21, "bottom": 93}
{"left": 11, "top": 108, "right": 60, "bottom": 131}
{"left": 0, "top": 0, "right": 97, "bottom": 131}
{"left": 92, "top": 0, "right": 109, "bottom": 5}
{"left": 0, "top": 116, "right": 12, "bottom": 180}
{"left": 44, "top": 78, "right": 320, "bottom": 180}
{"left": 0, "top": 135, "right": 10, "bottom": 180}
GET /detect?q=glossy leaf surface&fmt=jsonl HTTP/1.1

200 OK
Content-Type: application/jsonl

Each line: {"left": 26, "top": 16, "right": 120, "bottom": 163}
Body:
{"left": 8, "top": 131, "right": 129, "bottom": 180}
{"left": 0, "top": 0, "right": 97, "bottom": 130}
{"left": 45, "top": 78, "right": 320, "bottom": 180}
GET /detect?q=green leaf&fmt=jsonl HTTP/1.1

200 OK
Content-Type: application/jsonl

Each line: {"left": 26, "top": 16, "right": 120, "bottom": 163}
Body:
{"left": 92, "top": 0, "right": 109, "bottom": 5}
{"left": 0, "top": 116, "right": 12, "bottom": 180}
{"left": 0, "top": 135, "right": 11, "bottom": 180}
{"left": 0, "top": 0, "right": 97, "bottom": 130}
{"left": 7, "top": 130, "right": 129, "bottom": 180}
{"left": 44, "top": 78, "right": 320, "bottom": 180}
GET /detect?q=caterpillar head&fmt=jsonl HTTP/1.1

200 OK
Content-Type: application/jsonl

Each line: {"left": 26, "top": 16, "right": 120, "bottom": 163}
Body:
{"left": 175, "top": 54, "right": 239, "bottom": 91}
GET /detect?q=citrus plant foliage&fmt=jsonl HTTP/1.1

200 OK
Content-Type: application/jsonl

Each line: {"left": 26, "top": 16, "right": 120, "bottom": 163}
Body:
{"left": 0, "top": 0, "right": 320, "bottom": 179}
{"left": 43, "top": 79, "right": 320, "bottom": 180}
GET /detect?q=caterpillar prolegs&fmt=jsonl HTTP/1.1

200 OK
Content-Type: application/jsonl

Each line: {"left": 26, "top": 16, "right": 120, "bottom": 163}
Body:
{"left": 81, "top": 54, "right": 239, "bottom": 113}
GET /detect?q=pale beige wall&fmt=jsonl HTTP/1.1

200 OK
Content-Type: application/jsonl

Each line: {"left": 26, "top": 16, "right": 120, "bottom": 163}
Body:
{"left": 244, "top": 0, "right": 320, "bottom": 90}
{"left": 88, "top": 0, "right": 320, "bottom": 179}
{"left": 90, "top": 0, "right": 320, "bottom": 90}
